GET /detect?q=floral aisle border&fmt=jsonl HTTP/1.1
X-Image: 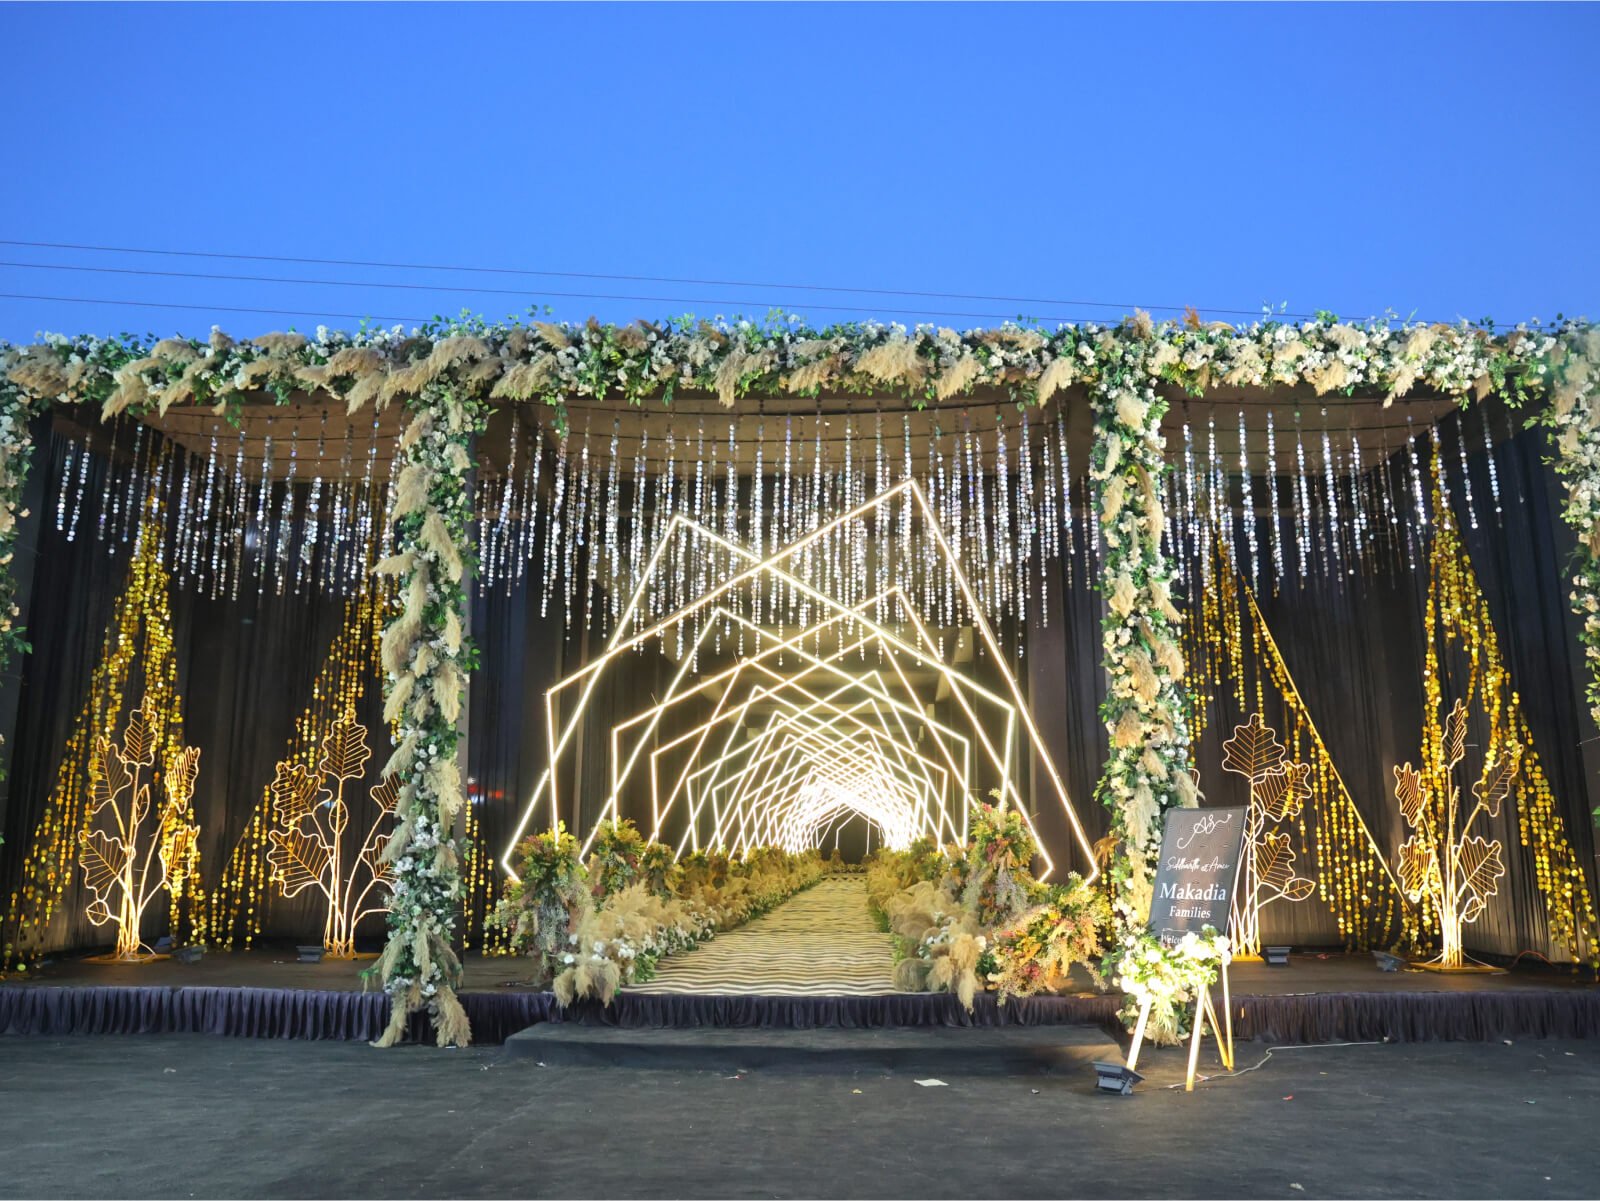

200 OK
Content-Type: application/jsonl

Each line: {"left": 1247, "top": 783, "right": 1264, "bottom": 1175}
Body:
{"left": 3, "top": 314, "right": 1600, "bottom": 1042}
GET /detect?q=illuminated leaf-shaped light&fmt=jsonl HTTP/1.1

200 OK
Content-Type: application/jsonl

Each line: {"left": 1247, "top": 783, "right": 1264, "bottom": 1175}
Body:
{"left": 89, "top": 737, "right": 130, "bottom": 817}
{"left": 1397, "top": 834, "right": 1438, "bottom": 902}
{"left": 1256, "top": 761, "right": 1311, "bottom": 822}
{"left": 1472, "top": 741, "right": 1521, "bottom": 820}
{"left": 1393, "top": 763, "right": 1428, "bottom": 829}
{"left": 270, "top": 761, "right": 323, "bottom": 826}
{"left": 319, "top": 714, "right": 373, "bottom": 784}
{"left": 267, "top": 827, "right": 334, "bottom": 899}
{"left": 78, "top": 828, "right": 130, "bottom": 920}
{"left": 1443, "top": 698, "right": 1469, "bottom": 772}
{"left": 122, "top": 705, "right": 156, "bottom": 769}
{"left": 1456, "top": 835, "right": 1505, "bottom": 911}
{"left": 1221, "top": 713, "right": 1287, "bottom": 783}
{"left": 1254, "top": 830, "right": 1316, "bottom": 902}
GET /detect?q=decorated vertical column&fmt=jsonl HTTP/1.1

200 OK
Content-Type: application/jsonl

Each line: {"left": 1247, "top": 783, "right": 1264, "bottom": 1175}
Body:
{"left": 1538, "top": 330, "right": 1600, "bottom": 738}
{"left": 372, "top": 379, "right": 484, "bottom": 1048}
{"left": 1088, "top": 321, "right": 1218, "bottom": 1038}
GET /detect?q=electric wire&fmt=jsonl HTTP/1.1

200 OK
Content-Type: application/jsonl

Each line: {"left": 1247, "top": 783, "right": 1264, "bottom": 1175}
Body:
{"left": 0, "top": 237, "right": 1315, "bottom": 321}
{"left": 1163, "top": 1039, "right": 1386, "bottom": 1090}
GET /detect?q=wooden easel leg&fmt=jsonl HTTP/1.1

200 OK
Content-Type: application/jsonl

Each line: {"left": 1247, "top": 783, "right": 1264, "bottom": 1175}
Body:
{"left": 1200, "top": 992, "right": 1230, "bottom": 1074}
{"left": 1126, "top": 997, "right": 1153, "bottom": 1072}
{"left": 1220, "top": 962, "right": 1235, "bottom": 1070}
{"left": 1185, "top": 995, "right": 1205, "bottom": 1092}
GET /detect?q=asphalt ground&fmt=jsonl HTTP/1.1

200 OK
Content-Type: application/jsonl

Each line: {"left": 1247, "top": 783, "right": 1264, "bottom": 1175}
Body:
{"left": 2, "top": 1032, "right": 1597, "bottom": 1199}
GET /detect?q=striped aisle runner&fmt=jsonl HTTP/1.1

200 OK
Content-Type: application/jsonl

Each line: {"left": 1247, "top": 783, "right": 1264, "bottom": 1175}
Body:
{"left": 628, "top": 875, "right": 897, "bottom": 996}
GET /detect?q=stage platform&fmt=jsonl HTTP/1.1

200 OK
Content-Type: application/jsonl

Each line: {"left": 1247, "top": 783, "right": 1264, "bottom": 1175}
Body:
{"left": 1, "top": 947, "right": 1596, "bottom": 1046}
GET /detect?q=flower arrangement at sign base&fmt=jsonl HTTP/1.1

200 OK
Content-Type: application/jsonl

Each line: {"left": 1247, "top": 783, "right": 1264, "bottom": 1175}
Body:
{"left": 1104, "top": 926, "right": 1232, "bottom": 1045}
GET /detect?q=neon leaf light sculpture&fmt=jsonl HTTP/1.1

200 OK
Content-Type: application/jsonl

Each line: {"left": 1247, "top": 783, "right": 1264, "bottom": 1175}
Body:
{"left": 78, "top": 704, "right": 202, "bottom": 961}
{"left": 267, "top": 712, "right": 397, "bottom": 958}
{"left": 1219, "top": 713, "right": 1315, "bottom": 958}
{"left": 1394, "top": 697, "right": 1516, "bottom": 970}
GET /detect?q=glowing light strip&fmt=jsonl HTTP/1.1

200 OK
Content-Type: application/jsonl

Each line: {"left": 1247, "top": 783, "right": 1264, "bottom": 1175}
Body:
{"left": 502, "top": 480, "right": 1095, "bottom": 881}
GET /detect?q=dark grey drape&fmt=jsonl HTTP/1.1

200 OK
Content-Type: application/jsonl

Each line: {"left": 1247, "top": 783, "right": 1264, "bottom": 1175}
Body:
{"left": 4, "top": 409, "right": 1596, "bottom": 962}
{"left": 1188, "top": 406, "right": 1599, "bottom": 958}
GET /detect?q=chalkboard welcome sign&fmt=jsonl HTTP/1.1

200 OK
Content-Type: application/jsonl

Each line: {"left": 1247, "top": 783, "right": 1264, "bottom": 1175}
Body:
{"left": 1147, "top": 806, "right": 1248, "bottom": 944}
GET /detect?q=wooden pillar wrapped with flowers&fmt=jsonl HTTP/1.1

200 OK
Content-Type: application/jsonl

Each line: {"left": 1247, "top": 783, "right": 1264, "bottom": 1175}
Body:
{"left": 371, "top": 365, "right": 487, "bottom": 1048}
{"left": 1086, "top": 315, "right": 1210, "bottom": 1043}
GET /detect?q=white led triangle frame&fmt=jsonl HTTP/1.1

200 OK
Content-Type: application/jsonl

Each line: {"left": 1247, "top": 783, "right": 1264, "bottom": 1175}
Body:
{"left": 501, "top": 479, "right": 1097, "bottom": 883}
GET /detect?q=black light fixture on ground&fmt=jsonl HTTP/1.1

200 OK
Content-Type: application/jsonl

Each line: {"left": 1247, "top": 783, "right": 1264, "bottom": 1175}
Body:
{"left": 1372, "top": 950, "right": 1405, "bottom": 972}
{"left": 1264, "top": 946, "right": 1291, "bottom": 966}
{"left": 1092, "top": 1061, "right": 1143, "bottom": 1096}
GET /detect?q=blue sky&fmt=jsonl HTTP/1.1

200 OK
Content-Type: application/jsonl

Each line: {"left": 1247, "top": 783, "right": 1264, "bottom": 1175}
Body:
{"left": 1, "top": 1, "right": 1595, "bottom": 343}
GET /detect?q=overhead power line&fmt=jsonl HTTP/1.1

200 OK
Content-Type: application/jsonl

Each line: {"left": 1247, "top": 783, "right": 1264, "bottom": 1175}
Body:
{"left": 0, "top": 293, "right": 431, "bottom": 324}
{"left": 0, "top": 260, "right": 1098, "bottom": 324}
{"left": 0, "top": 237, "right": 1320, "bottom": 322}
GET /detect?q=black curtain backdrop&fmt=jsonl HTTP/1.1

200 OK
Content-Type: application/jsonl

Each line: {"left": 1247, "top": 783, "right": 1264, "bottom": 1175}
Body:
{"left": 3, "top": 409, "right": 1597, "bottom": 962}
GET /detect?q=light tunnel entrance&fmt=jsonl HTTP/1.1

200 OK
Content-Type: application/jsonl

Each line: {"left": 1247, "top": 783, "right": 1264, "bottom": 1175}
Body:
{"left": 502, "top": 480, "right": 1095, "bottom": 877}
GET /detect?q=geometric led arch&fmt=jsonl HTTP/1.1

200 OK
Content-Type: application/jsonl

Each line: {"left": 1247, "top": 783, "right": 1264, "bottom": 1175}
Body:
{"left": 502, "top": 479, "right": 1097, "bottom": 882}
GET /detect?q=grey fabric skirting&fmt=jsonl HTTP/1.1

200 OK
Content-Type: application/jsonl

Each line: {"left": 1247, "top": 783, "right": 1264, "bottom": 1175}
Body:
{"left": 3, "top": 983, "right": 1596, "bottom": 1044}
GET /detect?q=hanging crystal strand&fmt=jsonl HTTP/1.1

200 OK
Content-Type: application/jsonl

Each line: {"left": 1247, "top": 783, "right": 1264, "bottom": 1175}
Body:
{"left": 330, "top": 419, "right": 355, "bottom": 593}
{"left": 67, "top": 426, "right": 92, "bottom": 542}
{"left": 993, "top": 412, "right": 1010, "bottom": 620}
{"left": 102, "top": 419, "right": 124, "bottom": 543}
{"left": 1287, "top": 410, "right": 1311, "bottom": 582}
{"left": 1049, "top": 409, "right": 1071, "bottom": 589}
{"left": 1036, "top": 412, "right": 1054, "bottom": 624}
{"left": 751, "top": 416, "right": 765, "bottom": 653}
{"left": 1480, "top": 400, "right": 1503, "bottom": 522}
{"left": 194, "top": 427, "right": 218, "bottom": 587}
{"left": 294, "top": 413, "right": 324, "bottom": 596}
{"left": 872, "top": 410, "right": 884, "bottom": 624}
{"left": 1346, "top": 429, "right": 1368, "bottom": 573}
{"left": 1180, "top": 420, "right": 1202, "bottom": 579}
{"left": 900, "top": 413, "right": 913, "bottom": 597}
{"left": 274, "top": 420, "right": 299, "bottom": 595}
{"left": 1312, "top": 409, "right": 1340, "bottom": 578}
{"left": 487, "top": 414, "right": 516, "bottom": 590}
{"left": 605, "top": 419, "right": 622, "bottom": 625}
{"left": 254, "top": 413, "right": 275, "bottom": 595}
{"left": 172, "top": 440, "right": 197, "bottom": 588}
{"left": 518, "top": 420, "right": 542, "bottom": 591}
{"left": 1431, "top": 424, "right": 1454, "bottom": 532}
{"left": 1210, "top": 413, "right": 1237, "bottom": 579}
{"left": 1231, "top": 410, "right": 1257, "bottom": 589}
{"left": 584, "top": 457, "right": 602, "bottom": 632}
{"left": 225, "top": 423, "right": 248, "bottom": 599}
{"left": 116, "top": 420, "right": 144, "bottom": 542}
{"left": 1372, "top": 433, "right": 1401, "bottom": 577}
{"left": 55, "top": 437, "right": 75, "bottom": 534}
{"left": 630, "top": 420, "right": 648, "bottom": 611}
{"left": 542, "top": 428, "right": 568, "bottom": 617}
{"left": 927, "top": 423, "right": 942, "bottom": 622}
{"left": 1016, "top": 408, "right": 1034, "bottom": 629}
{"left": 1453, "top": 410, "right": 1479, "bottom": 531}
{"left": 1401, "top": 413, "right": 1426, "bottom": 571}
{"left": 566, "top": 420, "right": 589, "bottom": 631}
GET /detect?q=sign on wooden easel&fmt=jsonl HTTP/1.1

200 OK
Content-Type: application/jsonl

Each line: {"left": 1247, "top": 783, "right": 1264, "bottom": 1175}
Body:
{"left": 1150, "top": 806, "right": 1247, "bottom": 943}
{"left": 1126, "top": 806, "right": 1248, "bottom": 1091}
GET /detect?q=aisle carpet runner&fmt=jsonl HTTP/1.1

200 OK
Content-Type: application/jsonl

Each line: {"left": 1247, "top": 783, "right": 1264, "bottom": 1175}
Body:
{"left": 628, "top": 875, "right": 896, "bottom": 995}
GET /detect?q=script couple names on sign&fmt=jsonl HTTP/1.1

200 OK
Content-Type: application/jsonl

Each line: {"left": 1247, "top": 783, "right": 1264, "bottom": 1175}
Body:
{"left": 1148, "top": 806, "right": 1248, "bottom": 945}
